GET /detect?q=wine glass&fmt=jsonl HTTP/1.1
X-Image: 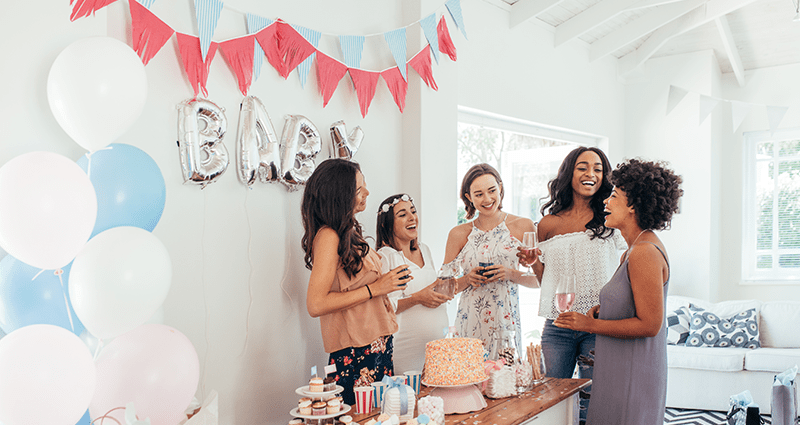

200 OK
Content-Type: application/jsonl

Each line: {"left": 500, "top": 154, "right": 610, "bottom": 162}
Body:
{"left": 386, "top": 251, "right": 411, "bottom": 299}
{"left": 554, "top": 275, "right": 576, "bottom": 314}
{"left": 520, "top": 230, "right": 538, "bottom": 276}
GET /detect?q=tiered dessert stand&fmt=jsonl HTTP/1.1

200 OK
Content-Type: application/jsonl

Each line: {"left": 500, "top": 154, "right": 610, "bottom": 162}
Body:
{"left": 422, "top": 378, "right": 488, "bottom": 414}
{"left": 290, "top": 385, "right": 351, "bottom": 425}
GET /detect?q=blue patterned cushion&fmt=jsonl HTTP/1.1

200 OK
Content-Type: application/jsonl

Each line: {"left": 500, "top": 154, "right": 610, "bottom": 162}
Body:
{"left": 685, "top": 304, "right": 760, "bottom": 348}
{"left": 666, "top": 306, "right": 691, "bottom": 345}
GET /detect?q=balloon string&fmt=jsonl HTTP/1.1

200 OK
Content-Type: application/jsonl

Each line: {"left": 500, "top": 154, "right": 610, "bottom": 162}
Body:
{"left": 90, "top": 407, "right": 125, "bottom": 425}
{"left": 55, "top": 269, "right": 75, "bottom": 333}
{"left": 93, "top": 338, "right": 104, "bottom": 361}
{"left": 85, "top": 146, "right": 113, "bottom": 179}
{"left": 280, "top": 197, "right": 294, "bottom": 320}
{"left": 31, "top": 268, "right": 45, "bottom": 280}
{"left": 200, "top": 189, "right": 210, "bottom": 402}
{"left": 240, "top": 189, "right": 254, "bottom": 357}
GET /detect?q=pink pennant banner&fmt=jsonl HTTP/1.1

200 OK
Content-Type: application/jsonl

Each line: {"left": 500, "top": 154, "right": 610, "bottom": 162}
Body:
{"left": 276, "top": 21, "right": 317, "bottom": 79}
{"left": 315, "top": 52, "right": 348, "bottom": 108}
{"left": 254, "top": 23, "right": 284, "bottom": 78}
{"left": 176, "top": 32, "right": 218, "bottom": 97}
{"left": 437, "top": 16, "right": 457, "bottom": 62}
{"left": 349, "top": 69, "right": 380, "bottom": 118}
{"left": 70, "top": 0, "right": 118, "bottom": 21}
{"left": 219, "top": 36, "right": 256, "bottom": 96}
{"left": 381, "top": 67, "right": 408, "bottom": 113}
{"left": 408, "top": 46, "right": 438, "bottom": 91}
{"left": 130, "top": 0, "right": 175, "bottom": 65}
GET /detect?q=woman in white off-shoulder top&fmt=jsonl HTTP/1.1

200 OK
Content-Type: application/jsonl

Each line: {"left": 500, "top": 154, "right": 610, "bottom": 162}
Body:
{"left": 519, "top": 147, "right": 626, "bottom": 425}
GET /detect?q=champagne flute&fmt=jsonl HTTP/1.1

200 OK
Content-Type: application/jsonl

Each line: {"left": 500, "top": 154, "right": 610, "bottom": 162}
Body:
{"left": 520, "top": 230, "right": 538, "bottom": 276}
{"left": 387, "top": 251, "right": 411, "bottom": 299}
{"left": 554, "top": 275, "right": 576, "bottom": 314}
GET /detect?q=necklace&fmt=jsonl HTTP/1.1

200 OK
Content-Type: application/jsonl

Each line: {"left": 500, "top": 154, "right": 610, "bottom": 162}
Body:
{"left": 625, "top": 229, "right": 650, "bottom": 257}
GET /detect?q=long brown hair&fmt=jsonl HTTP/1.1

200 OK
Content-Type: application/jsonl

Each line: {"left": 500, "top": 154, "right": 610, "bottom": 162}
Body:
{"left": 375, "top": 194, "right": 418, "bottom": 252}
{"left": 301, "top": 159, "right": 370, "bottom": 278}
{"left": 460, "top": 163, "right": 504, "bottom": 220}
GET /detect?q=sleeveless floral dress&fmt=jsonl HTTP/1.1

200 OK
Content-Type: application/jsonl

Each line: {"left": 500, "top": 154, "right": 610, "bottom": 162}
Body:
{"left": 454, "top": 217, "right": 522, "bottom": 360}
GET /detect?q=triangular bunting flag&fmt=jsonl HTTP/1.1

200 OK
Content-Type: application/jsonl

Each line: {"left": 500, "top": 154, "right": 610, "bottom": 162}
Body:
{"left": 381, "top": 67, "right": 408, "bottom": 113}
{"left": 138, "top": 0, "right": 156, "bottom": 8}
{"left": 194, "top": 0, "right": 224, "bottom": 61}
{"left": 698, "top": 95, "right": 720, "bottom": 125}
{"left": 176, "top": 32, "right": 218, "bottom": 97}
{"left": 292, "top": 24, "right": 321, "bottom": 88}
{"left": 349, "top": 69, "right": 380, "bottom": 118}
{"left": 384, "top": 28, "right": 408, "bottom": 81}
{"left": 246, "top": 13, "right": 273, "bottom": 82}
{"left": 130, "top": 0, "right": 175, "bottom": 65}
{"left": 420, "top": 13, "right": 440, "bottom": 64}
{"left": 315, "top": 51, "right": 349, "bottom": 108}
{"left": 254, "top": 23, "right": 283, "bottom": 78}
{"left": 445, "top": 0, "right": 468, "bottom": 40}
{"left": 766, "top": 105, "right": 789, "bottom": 135}
{"left": 437, "top": 15, "right": 457, "bottom": 61}
{"left": 666, "top": 85, "right": 688, "bottom": 115}
{"left": 409, "top": 46, "right": 438, "bottom": 91}
{"left": 69, "top": 0, "right": 118, "bottom": 21}
{"left": 731, "top": 101, "right": 752, "bottom": 133}
{"left": 219, "top": 36, "right": 255, "bottom": 96}
{"left": 276, "top": 22, "right": 317, "bottom": 79}
{"left": 339, "top": 35, "right": 365, "bottom": 68}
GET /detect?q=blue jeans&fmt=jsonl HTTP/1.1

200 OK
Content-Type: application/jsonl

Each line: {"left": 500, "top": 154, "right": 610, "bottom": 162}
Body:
{"left": 541, "top": 319, "right": 595, "bottom": 424}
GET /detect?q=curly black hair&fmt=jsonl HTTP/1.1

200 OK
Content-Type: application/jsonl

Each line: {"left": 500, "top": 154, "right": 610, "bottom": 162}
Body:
{"left": 610, "top": 158, "right": 683, "bottom": 231}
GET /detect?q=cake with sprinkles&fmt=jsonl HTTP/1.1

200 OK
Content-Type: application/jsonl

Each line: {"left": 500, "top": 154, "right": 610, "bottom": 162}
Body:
{"left": 422, "top": 338, "right": 488, "bottom": 386}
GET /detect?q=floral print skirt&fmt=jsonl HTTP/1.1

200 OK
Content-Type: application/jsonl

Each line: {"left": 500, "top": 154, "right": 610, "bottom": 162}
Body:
{"left": 328, "top": 335, "right": 394, "bottom": 405}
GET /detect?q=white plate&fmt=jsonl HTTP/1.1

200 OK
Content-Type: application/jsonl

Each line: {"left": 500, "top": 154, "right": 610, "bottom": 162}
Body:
{"left": 289, "top": 403, "right": 351, "bottom": 419}
{"left": 295, "top": 385, "right": 344, "bottom": 398}
{"left": 421, "top": 377, "right": 488, "bottom": 388}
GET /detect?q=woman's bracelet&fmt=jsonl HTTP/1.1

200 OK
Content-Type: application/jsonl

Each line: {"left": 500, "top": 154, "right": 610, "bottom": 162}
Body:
{"left": 365, "top": 284, "right": 373, "bottom": 299}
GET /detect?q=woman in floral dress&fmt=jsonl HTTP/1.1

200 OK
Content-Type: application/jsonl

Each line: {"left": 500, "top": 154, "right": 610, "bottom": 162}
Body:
{"left": 443, "top": 163, "right": 539, "bottom": 360}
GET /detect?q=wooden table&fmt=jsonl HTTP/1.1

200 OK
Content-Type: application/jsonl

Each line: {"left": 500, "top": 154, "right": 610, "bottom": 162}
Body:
{"left": 350, "top": 378, "right": 590, "bottom": 425}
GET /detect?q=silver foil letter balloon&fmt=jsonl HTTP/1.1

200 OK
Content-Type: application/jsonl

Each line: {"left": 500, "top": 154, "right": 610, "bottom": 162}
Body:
{"left": 279, "top": 115, "right": 321, "bottom": 190}
{"left": 330, "top": 120, "right": 363, "bottom": 160}
{"left": 177, "top": 98, "right": 229, "bottom": 187}
{"left": 237, "top": 96, "right": 281, "bottom": 186}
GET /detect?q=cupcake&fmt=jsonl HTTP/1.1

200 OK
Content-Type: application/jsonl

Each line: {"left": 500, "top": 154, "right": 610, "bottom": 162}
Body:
{"left": 312, "top": 401, "right": 327, "bottom": 415}
{"left": 298, "top": 399, "right": 312, "bottom": 415}
{"left": 326, "top": 398, "right": 341, "bottom": 414}
{"left": 309, "top": 377, "right": 324, "bottom": 392}
{"left": 339, "top": 415, "right": 353, "bottom": 425}
{"left": 323, "top": 376, "right": 337, "bottom": 391}
{"left": 289, "top": 420, "right": 304, "bottom": 425}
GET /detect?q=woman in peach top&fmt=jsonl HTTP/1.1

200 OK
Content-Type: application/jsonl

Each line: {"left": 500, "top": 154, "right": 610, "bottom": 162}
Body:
{"left": 301, "top": 159, "right": 409, "bottom": 405}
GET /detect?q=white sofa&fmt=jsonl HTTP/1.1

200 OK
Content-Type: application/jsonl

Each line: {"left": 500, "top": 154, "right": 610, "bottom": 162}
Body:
{"left": 665, "top": 295, "right": 800, "bottom": 414}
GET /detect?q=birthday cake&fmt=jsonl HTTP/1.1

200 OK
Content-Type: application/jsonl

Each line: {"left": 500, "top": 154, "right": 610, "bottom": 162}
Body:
{"left": 422, "top": 338, "right": 488, "bottom": 386}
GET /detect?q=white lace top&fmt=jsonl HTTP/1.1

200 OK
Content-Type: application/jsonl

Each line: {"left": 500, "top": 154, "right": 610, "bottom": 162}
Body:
{"left": 538, "top": 230, "right": 627, "bottom": 319}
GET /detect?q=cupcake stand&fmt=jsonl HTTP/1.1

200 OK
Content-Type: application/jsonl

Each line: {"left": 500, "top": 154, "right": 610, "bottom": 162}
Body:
{"left": 290, "top": 385, "right": 351, "bottom": 425}
{"left": 421, "top": 379, "right": 488, "bottom": 414}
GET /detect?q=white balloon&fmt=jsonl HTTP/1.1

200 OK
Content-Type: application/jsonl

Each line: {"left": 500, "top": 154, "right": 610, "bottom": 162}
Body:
{"left": 0, "top": 151, "right": 97, "bottom": 269}
{"left": 0, "top": 325, "right": 96, "bottom": 425}
{"left": 47, "top": 37, "right": 147, "bottom": 151}
{"left": 69, "top": 227, "right": 172, "bottom": 340}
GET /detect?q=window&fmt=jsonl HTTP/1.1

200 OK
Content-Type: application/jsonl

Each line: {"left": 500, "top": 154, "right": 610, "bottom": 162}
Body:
{"left": 742, "top": 129, "right": 800, "bottom": 283}
{"left": 456, "top": 106, "right": 607, "bottom": 346}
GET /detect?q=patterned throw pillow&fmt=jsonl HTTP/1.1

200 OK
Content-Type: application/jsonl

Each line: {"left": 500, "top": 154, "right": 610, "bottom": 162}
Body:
{"left": 685, "top": 304, "right": 761, "bottom": 348}
{"left": 666, "top": 306, "right": 691, "bottom": 345}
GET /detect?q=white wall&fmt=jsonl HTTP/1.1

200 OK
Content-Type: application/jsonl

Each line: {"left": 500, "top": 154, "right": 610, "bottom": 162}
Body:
{"left": 0, "top": 1, "right": 624, "bottom": 424}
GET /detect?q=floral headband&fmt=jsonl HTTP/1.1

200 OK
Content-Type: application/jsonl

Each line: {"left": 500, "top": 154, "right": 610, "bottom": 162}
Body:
{"left": 379, "top": 194, "right": 414, "bottom": 214}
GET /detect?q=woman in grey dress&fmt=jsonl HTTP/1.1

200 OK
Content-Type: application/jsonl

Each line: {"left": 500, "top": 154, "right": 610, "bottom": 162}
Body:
{"left": 553, "top": 158, "right": 683, "bottom": 425}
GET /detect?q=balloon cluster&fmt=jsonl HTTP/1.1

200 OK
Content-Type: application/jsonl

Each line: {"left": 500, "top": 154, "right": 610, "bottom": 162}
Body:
{"left": 177, "top": 95, "right": 363, "bottom": 190}
{"left": 0, "top": 37, "right": 198, "bottom": 425}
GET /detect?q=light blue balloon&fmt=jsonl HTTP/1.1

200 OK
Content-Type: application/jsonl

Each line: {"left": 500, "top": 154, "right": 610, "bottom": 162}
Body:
{"left": 0, "top": 255, "right": 84, "bottom": 336}
{"left": 76, "top": 143, "right": 166, "bottom": 237}
{"left": 75, "top": 410, "right": 90, "bottom": 425}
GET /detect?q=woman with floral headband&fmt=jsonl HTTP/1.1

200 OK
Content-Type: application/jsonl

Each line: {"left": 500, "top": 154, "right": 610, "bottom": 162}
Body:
{"left": 375, "top": 193, "right": 452, "bottom": 373}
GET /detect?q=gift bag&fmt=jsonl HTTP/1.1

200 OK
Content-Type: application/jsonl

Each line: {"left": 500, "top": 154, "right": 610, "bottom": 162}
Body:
{"left": 726, "top": 390, "right": 754, "bottom": 425}
{"left": 771, "top": 365, "right": 798, "bottom": 425}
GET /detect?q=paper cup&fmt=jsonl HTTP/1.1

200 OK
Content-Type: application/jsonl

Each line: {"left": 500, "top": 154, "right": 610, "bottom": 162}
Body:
{"left": 354, "top": 386, "right": 373, "bottom": 414}
{"left": 371, "top": 381, "right": 388, "bottom": 408}
{"left": 404, "top": 370, "right": 421, "bottom": 394}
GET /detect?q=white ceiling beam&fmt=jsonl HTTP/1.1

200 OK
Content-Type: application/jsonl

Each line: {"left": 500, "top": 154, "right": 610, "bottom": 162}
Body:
{"left": 509, "top": 0, "right": 567, "bottom": 29}
{"left": 554, "top": 0, "right": 641, "bottom": 47}
{"left": 715, "top": 15, "right": 746, "bottom": 87}
{"left": 618, "top": 0, "right": 760, "bottom": 76}
{"left": 589, "top": 0, "right": 704, "bottom": 63}
{"left": 627, "top": 0, "right": 696, "bottom": 10}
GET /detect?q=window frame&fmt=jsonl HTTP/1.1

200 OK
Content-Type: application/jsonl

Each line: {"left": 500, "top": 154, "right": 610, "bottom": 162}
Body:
{"left": 742, "top": 128, "right": 800, "bottom": 284}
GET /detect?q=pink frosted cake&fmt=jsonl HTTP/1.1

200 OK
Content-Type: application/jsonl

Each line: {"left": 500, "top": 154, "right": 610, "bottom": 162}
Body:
{"left": 422, "top": 338, "right": 488, "bottom": 386}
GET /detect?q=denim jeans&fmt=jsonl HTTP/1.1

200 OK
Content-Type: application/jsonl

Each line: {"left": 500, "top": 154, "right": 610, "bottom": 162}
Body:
{"left": 541, "top": 319, "right": 595, "bottom": 424}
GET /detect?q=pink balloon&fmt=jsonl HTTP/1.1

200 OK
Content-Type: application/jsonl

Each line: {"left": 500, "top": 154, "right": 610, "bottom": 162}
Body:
{"left": 0, "top": 325, "right": 96, "bottom": 425}
{"left": 0, "top": 152, "right": 97, "bottom": 269}
{"left": 90, "top": 324, "right": 200, "bottom": 425}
